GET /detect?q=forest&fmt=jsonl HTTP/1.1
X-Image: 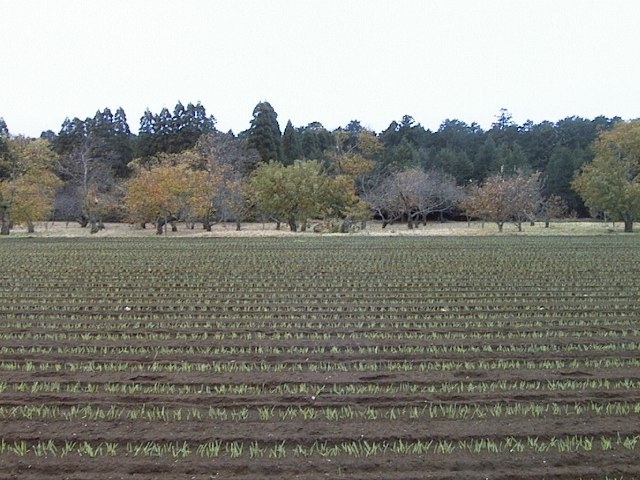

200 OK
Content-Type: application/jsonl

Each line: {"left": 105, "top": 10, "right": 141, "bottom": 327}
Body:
{"left": 1, "top": 101, "right": 638, "bottom": 234}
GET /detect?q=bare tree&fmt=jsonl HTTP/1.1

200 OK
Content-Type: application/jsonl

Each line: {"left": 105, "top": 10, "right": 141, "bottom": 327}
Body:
{"left": 364, "top": 168, "right": 461, "bottom": 229}
{"left": 194, "top": 132, "right": 255, "bottom": 229}
{"left": 55, "top": 134, "right": 116, "bottom": 233}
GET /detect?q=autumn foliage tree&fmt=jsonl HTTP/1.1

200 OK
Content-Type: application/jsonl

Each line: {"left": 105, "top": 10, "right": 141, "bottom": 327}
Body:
{"left": 0, "top": 137, "right": 61, "bottom": 234}
{"left": 459, "top": 172, "right": 542, "bottom": 232}
{"left": 124, "top": 158, "right": 207, "bottom": 234}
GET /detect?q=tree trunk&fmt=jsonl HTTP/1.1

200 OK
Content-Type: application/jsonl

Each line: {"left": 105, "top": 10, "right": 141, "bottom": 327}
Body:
{"left": 516, "top": 222, "right": 522, "bottom": 232}
{"left": 545, "top": 221, "right": 550, "bottom": 228}
{"left": 623, "top": 214, "right": 633, "bottom": 233}
{"left": 203, "top": 218, "right": 212, "bottom": 232}
{"left": 27, "top": 222, "right": 35, "bottom": 233}
{"left": 156, "top": 217, "right": 164, "bottom": 235}
{"left": 78, "top": 215, "right": 89, "bottom": 228}
{"left": 235, "top": 220, "right": 241, "bottom": 231}
{"left": 1, "top": 203, "right": 10, "bottom": 235}
{"left": 89, "top": 216, "right": 99, "bottom": 234}
{"left": 171, "top": 221, "right": 177, "bottom": 232}
{"left": 288, "top": 217, "right": 297, "bottom": 232}
{"left": 497, "top": 222, "right": 504, "bottom": 232}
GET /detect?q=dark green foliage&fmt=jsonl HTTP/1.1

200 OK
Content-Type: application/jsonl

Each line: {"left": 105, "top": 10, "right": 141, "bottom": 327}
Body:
{"left": 545, "top": 146, "right": 586, "bottom": 214}
{"left": 299, "top": 122, "right": 332, "bottom": 160}
{"left": 492, "top": 142, "right": 530, "bottom": 175}
{"left": 473, "top": 137, "right": 497, "bottom": 181}
{"left": 432, "top": 148, "right": 474, "bottom": 184}
{"left": 51, "top": 108, "right": 134, "bottom": 178}
{"left": 134, "top": 102, "right": 216, "bottom": 159}
{"left": 282, "top": 120, "right": 302, "bottom": 165}
{"left": 246, "top": 101, "right": 282, "bottom": 165}
{"left": 518, "top": 120, "right": 557, "bottom": 171}
{"left": 0, "top": 118, "right": 9, "bottom": 180}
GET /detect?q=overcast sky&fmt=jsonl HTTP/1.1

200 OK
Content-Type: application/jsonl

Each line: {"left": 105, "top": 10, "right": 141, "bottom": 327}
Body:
{"left": 1, "top": 0, "right": 638, "bottom": 137}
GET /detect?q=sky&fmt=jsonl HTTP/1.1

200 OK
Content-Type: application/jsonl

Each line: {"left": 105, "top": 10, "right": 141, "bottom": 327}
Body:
{"left": 1, "top": 0, "right": 639, "bottom": 137}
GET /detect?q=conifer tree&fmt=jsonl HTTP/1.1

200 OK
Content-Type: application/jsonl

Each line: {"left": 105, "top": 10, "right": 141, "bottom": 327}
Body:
{"left": 246, "top": 101, "right": 282, "bottom": 165}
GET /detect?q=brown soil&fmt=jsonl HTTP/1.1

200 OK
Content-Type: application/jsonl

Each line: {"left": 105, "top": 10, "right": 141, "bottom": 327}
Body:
{"left": 0, "top": 327, "right": 638, "bottom": 479}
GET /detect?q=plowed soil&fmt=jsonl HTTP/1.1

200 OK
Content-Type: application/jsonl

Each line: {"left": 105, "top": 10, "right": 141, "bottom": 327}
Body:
{"left": 0, "top": 236, "right": 638, "bottom": 479}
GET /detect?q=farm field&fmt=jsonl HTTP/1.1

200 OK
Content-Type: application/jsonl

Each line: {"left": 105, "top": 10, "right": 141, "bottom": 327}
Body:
{"left": 0, "top": 236, "right": 638, "bottom": 479}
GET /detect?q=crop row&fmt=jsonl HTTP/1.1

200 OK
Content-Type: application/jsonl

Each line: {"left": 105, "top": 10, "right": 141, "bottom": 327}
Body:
{"left": 1, "top": 314, "right": 637, "bottom": 331}
{"left": 1, "top": 378, "right": 638, "bottom": 396}
{"left": 1, "top": 435, "right": 639, "bottom": 459}
{"left": 2, "top": 327, "right": 638, "bottom": 342}
{"left": 2, "top": 357, "right": 638, "bottom": 374}
{"left": 2, "top": 341, "right": 637, "bottom": 357}
{"left": 2, "top": 401, "right": 639, "bottom": 423}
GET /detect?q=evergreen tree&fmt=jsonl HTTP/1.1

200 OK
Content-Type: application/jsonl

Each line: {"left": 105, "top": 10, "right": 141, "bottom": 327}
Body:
{"left": 473, "top": 137, "right": 498, "bottom": 181}
{"left": 299, "top": 122, "right": 332, "bottom": 160}
{"left": 246, "top": 101, "right": 282, "bottom": 165}
{"left": 545, "top": 146, "right": 585, "bottom": 214}
{"left": 282, "top": 120, "right": 302, "bottom": 165}
{"left": 518, "top": 120, "right": 557, "bottom": 171}
{"left": 492, "top": 142, "right": 530, "bottom": 175}
{"left": 0, "top": 118, "right": 9, "bottom": 180}
{"left": 433, "top": 148, "right": 474, "bottom": 184}
{"left": 52, "top": 117, "right": 87, "bottom": 155}
{"left": 135, "top": 109, "right": 158, "bottom": 159}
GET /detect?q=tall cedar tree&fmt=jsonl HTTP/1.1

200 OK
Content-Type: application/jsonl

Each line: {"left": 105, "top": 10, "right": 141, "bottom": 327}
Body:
{"left": 282, "top": 120, "right": 302, "bottom": 165}
{"left": 246, "top": 101, "right": 282, "bottom": 166}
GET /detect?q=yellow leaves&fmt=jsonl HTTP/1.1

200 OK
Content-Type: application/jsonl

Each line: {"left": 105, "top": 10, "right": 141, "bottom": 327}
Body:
{"left": 337, "top": 153, "right": 374, "bottom": 178}
{"left": 356, "top": 130, "right": 383, "bottom": 158}
{"left": 572, "top": 120, "right": 640, "bottom": 220}
{"left": 124, "top": 164, "right": 192, "bottom": 222}
{"left": 0, "top": 137, "right": 62, "bottom": 227}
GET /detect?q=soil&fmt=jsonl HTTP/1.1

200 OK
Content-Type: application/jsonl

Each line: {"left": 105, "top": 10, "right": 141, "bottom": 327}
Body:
{"left": 0, "top": 325, "right": 638, "bottom": 479}
{"left": 0, "top": 235, "right": 638, "bottom": 479}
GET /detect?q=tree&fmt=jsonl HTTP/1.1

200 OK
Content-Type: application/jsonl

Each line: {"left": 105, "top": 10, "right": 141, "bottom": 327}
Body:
{"left": 0, "top": 118, "right": 9, "bottom": 179}
{"left": 432, "top": 148, "right": 474, "bottom": 184}
{"left": 0, "top": 137, "right": 61, "bottom": 234}
{"left": 538, "top": 194, "right": 569, "bottom": 228}
{"left": 282, "top": 120, "right": 302, "bottom": 165}
{"left": 572, "top": 121, "right": 640, "bottom": 232}
{"left": 246, "top": 101, "right": 282, "bottom": 165}
{"left": 134, "top": 102, "right": 216, "bottom": 159}
{"left": 193, "top": 133, "right": 253, "bottom": 230}
{"left": 365, "top": 168, "right": 461, "bottom": 229}
{"left": 473, "top": 137, "right": 498, "bottom": 181}
{"left": 55, "top": 133, "right": 117, "bottom": 232}
{"left": 124, "top": 160, "right": 206, "bottom": 234}
{"left": 544, "top": 146, "right": 586, "bottom": 214}
{"left": 299, "top": 122, "right": 332, "bottom": 160}
{"left": 460, "top": 172, "right": 542, "bottom": 232}
{"left": 250, "top": 160, "right": 338, "bottom": 232}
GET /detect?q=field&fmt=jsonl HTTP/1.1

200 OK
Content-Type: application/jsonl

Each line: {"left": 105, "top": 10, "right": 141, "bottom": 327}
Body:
{"left": 0, "top": 235, "right": 638, "bottom": 479}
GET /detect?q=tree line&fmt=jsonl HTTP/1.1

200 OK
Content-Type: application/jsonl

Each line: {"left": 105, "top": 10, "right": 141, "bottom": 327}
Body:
{"left": 1, "top": 102, "right": 639, "bottom": 234}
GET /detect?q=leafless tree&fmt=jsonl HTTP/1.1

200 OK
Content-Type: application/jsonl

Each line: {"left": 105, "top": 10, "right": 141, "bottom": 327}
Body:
{"left": 364, "top": 168, "right": 462, "bottom": 228}
{"left": 55, "top": 134, "right": 117, "bottom": 233}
